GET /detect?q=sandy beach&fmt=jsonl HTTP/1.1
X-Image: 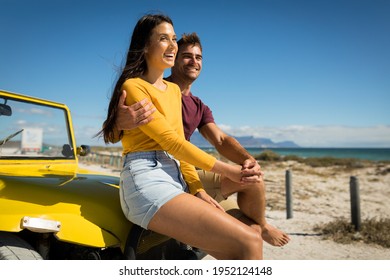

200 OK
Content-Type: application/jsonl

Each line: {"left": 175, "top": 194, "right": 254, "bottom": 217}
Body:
{"left": 79, "top": 160, "right": 390, "bottom": 260}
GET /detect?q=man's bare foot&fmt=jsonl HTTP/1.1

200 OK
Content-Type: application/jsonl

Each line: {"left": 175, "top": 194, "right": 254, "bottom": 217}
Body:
{"left": 261, "top": 224, "right": 290, "bottom": 247}
{"left": 233, "top": 211, "right": 290, "bottom": 246}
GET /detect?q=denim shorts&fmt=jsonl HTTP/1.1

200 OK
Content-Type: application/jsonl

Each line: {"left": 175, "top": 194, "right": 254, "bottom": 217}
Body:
{"left": 119, "top": 151, "right": 189, "bottom": 229}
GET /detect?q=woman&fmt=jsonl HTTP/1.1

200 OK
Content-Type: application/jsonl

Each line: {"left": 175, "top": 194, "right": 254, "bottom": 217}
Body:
{"left": 99, "top": 14, "right": 262, "bottom": 259}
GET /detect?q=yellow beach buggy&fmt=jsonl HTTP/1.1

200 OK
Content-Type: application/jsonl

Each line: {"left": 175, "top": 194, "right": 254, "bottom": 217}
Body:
{"left": 0, "top": 90, "right": 201, "bottom": 260}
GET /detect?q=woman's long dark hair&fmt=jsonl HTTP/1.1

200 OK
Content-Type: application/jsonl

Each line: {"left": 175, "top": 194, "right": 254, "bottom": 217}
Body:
{"left": 97, "top": 14, "right": 174, "bottom": 143}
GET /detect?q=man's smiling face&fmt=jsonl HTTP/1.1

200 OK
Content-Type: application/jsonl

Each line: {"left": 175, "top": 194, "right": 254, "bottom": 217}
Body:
{"left": 172, "top": 44, "right": 203, "bottom": 82}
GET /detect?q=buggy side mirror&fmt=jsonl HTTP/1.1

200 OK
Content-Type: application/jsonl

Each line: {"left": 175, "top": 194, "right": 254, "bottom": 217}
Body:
{"left": 0, "top": 102, "right": 12, "bottom": 116}
{"left": 61, "top": 144, "right": 74, "bottom": 158}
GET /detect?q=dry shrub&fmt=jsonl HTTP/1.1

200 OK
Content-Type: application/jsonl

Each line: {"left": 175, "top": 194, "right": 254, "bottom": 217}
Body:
{"left": 314, "top": 218, "right": 390, "bottom": 248}
{"left": 254, "top": 150, "right": 281, "bottom": 161}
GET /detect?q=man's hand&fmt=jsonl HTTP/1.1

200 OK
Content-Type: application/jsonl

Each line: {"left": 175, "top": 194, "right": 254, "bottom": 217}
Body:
{"left": 241, "top": 159, "right": 264, "bottom": 183}
{"left": 196, "top": 191, "right": 225, "bottom": 212}
{"left": 116, "top": 90, "right": 156, "bottom": 130}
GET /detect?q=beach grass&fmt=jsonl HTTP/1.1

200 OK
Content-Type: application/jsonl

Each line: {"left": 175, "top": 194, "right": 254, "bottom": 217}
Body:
{"left": 314, "top": 218, "right": 390, "bottom": 248}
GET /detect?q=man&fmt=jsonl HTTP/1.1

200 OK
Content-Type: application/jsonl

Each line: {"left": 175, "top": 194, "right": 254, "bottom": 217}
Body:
{"left": 114, "top": 33, "right": 289, "bottom": 247}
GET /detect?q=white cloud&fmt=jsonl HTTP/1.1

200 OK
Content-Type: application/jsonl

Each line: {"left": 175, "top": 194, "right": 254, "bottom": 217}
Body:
{"left": 73, "top": 125, "right": 102, "bottom": 145}
{"left": 218, "top": 124, "right": 390, "bottom": 147}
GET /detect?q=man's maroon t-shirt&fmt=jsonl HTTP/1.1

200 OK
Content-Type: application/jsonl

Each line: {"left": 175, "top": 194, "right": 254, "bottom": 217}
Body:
{"left": 181, "top": 92, "right": 215, "bottom": 141}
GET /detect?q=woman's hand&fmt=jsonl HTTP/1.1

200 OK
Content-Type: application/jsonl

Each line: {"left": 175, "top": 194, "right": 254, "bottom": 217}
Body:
{"left": 211, "top": 160, "right": 263, "bottom": 185}
{"left": 195, "top": 191, "right": 225, "bottom": 212}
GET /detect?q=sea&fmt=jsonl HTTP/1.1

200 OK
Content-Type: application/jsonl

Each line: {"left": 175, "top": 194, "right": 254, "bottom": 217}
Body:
{"left": 201, "top": 147, "right": 390, "bottom": 162}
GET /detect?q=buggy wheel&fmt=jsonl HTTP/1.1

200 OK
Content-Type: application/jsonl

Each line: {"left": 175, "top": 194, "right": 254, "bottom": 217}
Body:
{"left": 0, "top": 232, "right": 43, "bottom": 260}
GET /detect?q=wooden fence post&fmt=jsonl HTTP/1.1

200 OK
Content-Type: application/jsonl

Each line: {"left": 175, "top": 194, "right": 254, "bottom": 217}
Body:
{"left": 117, "top": 155, "right": 122, "bottom": 169}
{"left": 286, "top": 170, "right": 293, "bottom": 219}
{"left": 350, "top": 176, "right": 361, "bottom": 231}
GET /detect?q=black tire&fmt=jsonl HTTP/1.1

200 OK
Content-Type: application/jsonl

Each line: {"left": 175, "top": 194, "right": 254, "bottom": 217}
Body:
{"left": 0, "top": 232, "right": 43, "bottom": 260}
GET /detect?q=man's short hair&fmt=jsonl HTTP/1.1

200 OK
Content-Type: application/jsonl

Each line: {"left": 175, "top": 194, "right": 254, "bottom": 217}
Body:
{"left": 178, "top": 32, "right": 202, "bottom": 51}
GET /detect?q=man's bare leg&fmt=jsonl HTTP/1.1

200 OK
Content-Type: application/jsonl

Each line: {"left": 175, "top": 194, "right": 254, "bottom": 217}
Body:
{"left": 221, "top": 175, "right": 290, "bottom": 247}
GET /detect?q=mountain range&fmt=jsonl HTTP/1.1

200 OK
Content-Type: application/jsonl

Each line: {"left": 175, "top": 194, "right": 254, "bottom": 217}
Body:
{"left": 190, "top": 131, "right": 300, "bottom": 148}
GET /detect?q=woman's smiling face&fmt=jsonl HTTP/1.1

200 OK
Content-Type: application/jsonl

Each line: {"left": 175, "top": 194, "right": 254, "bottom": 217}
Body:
{"left": 144, "top": 22, "right": 178, "bottom": 71}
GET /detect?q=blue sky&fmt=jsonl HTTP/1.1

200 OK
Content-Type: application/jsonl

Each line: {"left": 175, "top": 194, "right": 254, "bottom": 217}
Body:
{"left": 1, "top": 0, "right": 389, "bottom": 147}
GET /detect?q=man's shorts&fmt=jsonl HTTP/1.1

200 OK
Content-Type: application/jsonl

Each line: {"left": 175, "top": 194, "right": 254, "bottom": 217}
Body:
{"left": 197, "top": 170, "right": 239, "bottom": 212}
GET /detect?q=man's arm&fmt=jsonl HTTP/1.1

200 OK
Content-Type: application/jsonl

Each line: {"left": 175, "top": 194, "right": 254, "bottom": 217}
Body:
{"left": 199, "top": 123, "right": 254, "bottom": 164}
{"left": 199, "top": 123, "right": 263, "bottom": 180}
{"left": 112, "top": 90, "right": 156, "bottom": 142}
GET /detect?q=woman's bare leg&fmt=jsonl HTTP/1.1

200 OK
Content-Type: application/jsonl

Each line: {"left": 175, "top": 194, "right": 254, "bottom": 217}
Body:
{"left": 148, "top": 193, "right": 263, "bottom": 260}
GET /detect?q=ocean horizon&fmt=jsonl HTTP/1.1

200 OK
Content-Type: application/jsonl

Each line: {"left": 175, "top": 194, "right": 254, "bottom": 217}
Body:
{"left": 200, "top": 147, "right": 390, "bottom": 161}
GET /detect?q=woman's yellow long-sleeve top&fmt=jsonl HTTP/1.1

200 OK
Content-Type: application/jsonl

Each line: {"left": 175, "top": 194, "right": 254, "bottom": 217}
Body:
{"left": 119, "top": 78, "right": 216, "bottom": 195}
